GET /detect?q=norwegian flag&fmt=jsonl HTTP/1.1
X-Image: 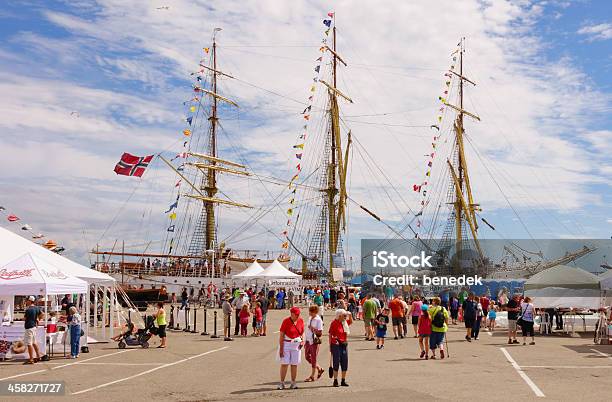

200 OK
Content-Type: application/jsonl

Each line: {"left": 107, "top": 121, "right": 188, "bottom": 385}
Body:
{"left": 114, "top": 153, "right": 154, "bottom": 177}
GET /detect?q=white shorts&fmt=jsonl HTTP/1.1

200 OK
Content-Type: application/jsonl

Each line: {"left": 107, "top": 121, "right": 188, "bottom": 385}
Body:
{"left": 278, "top": 343, "right": 301, "bottom": 366}
{"left": 24, "top": 328, "right": 37, "bottom": 346}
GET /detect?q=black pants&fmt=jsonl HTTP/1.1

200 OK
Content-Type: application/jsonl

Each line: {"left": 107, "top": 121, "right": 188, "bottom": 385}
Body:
{"left": 331, "top": 343, "right": 348, "bottom": 372}
{"left": 234, "top": 310, "right": 240, "bottom": 335}
{"left": 522, "top": 321, "right": 535, "bottom": 337}
{"left": 471, "top": 316, "right": 482, "bottom": 338}
{"left": 555, "top": 312, "right": 564, "bottom": 329}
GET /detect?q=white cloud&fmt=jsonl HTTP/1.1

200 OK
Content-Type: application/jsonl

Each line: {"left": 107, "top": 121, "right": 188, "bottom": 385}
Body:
{"left": 1, "top": 0, "right": 610, "bottom": 265}
{"left": 577, "top": 23, "right": 612, "bottom": 41}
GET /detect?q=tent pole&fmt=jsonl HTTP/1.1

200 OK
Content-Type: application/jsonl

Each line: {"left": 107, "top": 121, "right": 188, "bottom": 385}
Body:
{"left": 93, "top": 285, "right": 98, "bottom": 334}
{"left": 83, "top": 286, "right": 90, "bottom": 348}
{"left": 110, "top": 286, "right": 115, "bottom": 339}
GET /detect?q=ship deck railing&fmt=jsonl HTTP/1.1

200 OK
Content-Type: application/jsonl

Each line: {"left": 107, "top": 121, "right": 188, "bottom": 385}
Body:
{"left": 93, "top": 263, "right": 232, "bottom": 278}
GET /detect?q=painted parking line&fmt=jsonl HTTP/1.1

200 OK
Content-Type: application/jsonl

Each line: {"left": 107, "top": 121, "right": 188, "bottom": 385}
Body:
{"left": 0, "top": 349, "right": 135, "bottom": 381}
{"left": 521, "top": 365, "right": 612, "bottom": 369}
{"left": 46, "top": 362, "right": 164, "bottom": 366}
{"left": 500, "top": 347, "right": 545, "bottom": 398}
{"left": 590, "top": 349, "right": 612, "bottom": 361}
{"left": 72, "top": 346, "right": 228, "bottom": 395}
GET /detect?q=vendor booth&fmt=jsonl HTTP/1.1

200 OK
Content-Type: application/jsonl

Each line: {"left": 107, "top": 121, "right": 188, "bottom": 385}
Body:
{"left": 255, "top": 259, "right": 301, "bottom": 289}
{"left": 524, "top": 264, "right": 602, "bottom": 309}
{"left": 0, "top": 227, "right": 118, "bottom": 344}
{"left": 0, "top": 253, "right": 88, "bottom": 360}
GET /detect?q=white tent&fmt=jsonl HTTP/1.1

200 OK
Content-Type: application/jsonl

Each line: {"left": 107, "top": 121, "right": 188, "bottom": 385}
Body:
{"left": 232, "top": 260, "right": 265, "bottom": 279}
{"left": 0, "top": 253, "right": 88, "bottom": 295}
{"left": 0, "top": 227, "right": 114, "bottom": 285}
{"left": 255, "top": 259, "right": 301, "bottom": 279}
{"left": 524, "top": 265, "right": 601, "bottom": 309}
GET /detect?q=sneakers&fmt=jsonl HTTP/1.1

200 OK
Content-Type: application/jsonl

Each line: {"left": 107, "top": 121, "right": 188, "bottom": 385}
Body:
{"left": 419, "top": 351, "right": 426, "bottom": 359}
{"left": 277, "top": 382, "right": 285, "bottom": 390}
{"left": 289, "top": 382, "right": 298, "bottom": 389}
{"left": 333, "top": 379, "right": 339, "bottom": 387}
{"left": 529, "top": 341, "right": 535, "bottom": 345}
{"left": 474, "top": 337, "right": 479, "bottom": 340}
{"left": 465, "top": 336, "right": 471, "bottom": 342}
{"left": 341, "top": 380, "right": 349, "bottom": 387}
{"left": 523, "top": 342, "right": 527, "bottom": 345}
{"left": 376, "top": 345, "right": 381, "bottom": 349}
{"left": 512, "top": 339, "right": 520, "bottom": 344}
{"left": 394, "top": 336, "right": 398, "bottom": 340}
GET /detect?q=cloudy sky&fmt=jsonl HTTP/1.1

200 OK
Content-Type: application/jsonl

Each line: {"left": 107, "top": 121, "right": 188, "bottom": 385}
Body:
{"left": 0, "top": 0, "right": 610, "bottom": 269}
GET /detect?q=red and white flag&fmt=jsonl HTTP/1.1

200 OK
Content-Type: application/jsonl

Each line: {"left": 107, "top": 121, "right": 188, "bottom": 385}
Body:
{"left": 113, "top": 153, "right": 154, "bottom": 177}
{"left": 7, "top": 215, "right": 19, "bottom": 222}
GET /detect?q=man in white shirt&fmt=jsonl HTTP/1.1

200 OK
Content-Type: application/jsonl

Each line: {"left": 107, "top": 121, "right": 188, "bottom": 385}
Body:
{"left": 232, "top": 291, "right": 249, "bottom": 336}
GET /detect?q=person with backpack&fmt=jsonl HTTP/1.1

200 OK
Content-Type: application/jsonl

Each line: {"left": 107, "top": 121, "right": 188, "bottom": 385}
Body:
{"left": 428, "top": 297, "right": 449, "bottom": 359}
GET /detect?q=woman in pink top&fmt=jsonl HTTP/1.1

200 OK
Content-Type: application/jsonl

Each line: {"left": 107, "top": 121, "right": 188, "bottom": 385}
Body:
{"left": 408, "top": 296, "right": 423, "bottom": 337}
{"left": 417, "top": 304, "right": 432, "bottom": 359}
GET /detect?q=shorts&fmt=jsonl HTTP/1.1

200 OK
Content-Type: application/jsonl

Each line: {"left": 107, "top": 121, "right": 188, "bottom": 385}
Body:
{"left": 429, "top": 331, "right": 445, "bottom": 349}
{"left": 411, "top": 316, "right": 419, "bottom": 325}
{"left": 279, "top": 344, "right": 301, "bottom": 366}
{"left": 450, "top": 309, "right": 459, "bottom": 319}
{"left": 255, "top": 322, "right": 262, "bottom": 329}
{"left": 392, "top": 317, "right": 402, "bottom": 326}
{"left": 24, "top": 328, "right": 37, "bottom": 346}
{"left": 376, "top": 328, "right": 387, "bottom": 338}
{"left": 418, "top": 333, "right": 430, "bottom": 338}
{"left": 158, "top": 325, "right": 167, "bottom": 338}
{"left": 262, "top": 313, "right": 267, "bottom": 324}
{"left": 364, "top": 317, "right": 375, "bottom": 327}
{"left": 508, "top": 319, "right": 517, "bottom": 331}
{"left": 464, "top": 318, "right": 475, "bottom": 329}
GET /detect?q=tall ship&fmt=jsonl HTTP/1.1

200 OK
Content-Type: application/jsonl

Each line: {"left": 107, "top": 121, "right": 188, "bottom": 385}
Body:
{"left": 92, "top": 28, "right": 289, "bottom": 296}
{"left": 406, "top": 38, "right": 595, "bottom": 280}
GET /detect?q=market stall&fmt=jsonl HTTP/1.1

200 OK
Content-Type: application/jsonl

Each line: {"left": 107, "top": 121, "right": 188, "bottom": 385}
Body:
{"left": 0, "top": 252, "right": 88, "bottom": 360}
{"left": 0, "top": 227, "right": 118, "bottom": 343}
{"left": 254, "top": 259, "right": 301, "bottom": 290}
{"left": 524, "top": 264, "right": 602, "bottom": 310}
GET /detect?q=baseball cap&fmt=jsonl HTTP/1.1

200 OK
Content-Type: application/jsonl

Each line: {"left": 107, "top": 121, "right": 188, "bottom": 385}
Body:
{"left": 289, "top": 307, "right": 301, "bottom": 315}
{"left": 421, "top": 304, "right": 429, "bottom": 311}
{"left": 28, "top": 296, "right": 36, "bottom": 302}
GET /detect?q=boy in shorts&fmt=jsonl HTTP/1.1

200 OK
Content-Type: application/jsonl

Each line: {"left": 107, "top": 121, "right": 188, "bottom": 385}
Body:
{"left": 375, "top": 308, "right": 390, "bottom": 349}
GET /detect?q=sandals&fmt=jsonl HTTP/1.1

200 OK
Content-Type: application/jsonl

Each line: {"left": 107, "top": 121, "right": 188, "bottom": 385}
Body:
{"left": 157, "top": 346, "right": 166, "bottom": 348}
{"left": 304, "top": 377, "right": 315, "bottom": 382}
{"left": 317, "top": 367, "right": 324, "bottom": 379}
{"left": 23, "top": 360, "right": 34, "bottom": 365}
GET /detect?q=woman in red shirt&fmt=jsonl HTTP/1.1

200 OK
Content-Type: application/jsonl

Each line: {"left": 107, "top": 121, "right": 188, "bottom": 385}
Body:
{"left": 277, "top": 307, "right": 304, "bottom": 390}
{"left": 328, "top": 309, "right": 352, "bottom": 387}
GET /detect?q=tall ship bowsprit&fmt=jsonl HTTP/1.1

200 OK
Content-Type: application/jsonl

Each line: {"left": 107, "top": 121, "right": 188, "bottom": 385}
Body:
{"left": 92, "top": 28, "right": 290, "bottom": 297}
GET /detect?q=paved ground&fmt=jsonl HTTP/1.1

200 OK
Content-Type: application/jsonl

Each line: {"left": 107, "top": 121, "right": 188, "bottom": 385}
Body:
{"left": 1, "top": 308, "right": 612, "bottom": 401}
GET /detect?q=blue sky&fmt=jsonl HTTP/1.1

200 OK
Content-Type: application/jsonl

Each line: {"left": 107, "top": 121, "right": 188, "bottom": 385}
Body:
{"left": 0, "top": 0, "right": 610, "bottom": 268}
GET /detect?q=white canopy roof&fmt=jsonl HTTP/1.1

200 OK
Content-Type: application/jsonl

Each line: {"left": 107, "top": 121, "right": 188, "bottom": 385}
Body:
{"left": 232, "top": 260, "right": 265, "bottom": 279}
{"left": 255, "top": 259, "right": 301, "bottom": 279}
{"left": 598, "top": 270, "right": 612, "bottom": 291}
{"left": 0, "top": 227, "right": 114, "bottom": 285}
{"left": 0, "top": 253, "right": 88, "bottom": 295}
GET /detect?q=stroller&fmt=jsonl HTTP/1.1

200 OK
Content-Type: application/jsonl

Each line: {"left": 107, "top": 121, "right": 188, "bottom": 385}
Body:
{"left": 117, "top": 315, "right": 157, "bottom": 349}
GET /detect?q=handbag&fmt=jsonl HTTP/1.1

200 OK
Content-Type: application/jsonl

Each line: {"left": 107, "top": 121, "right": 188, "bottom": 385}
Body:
{"left": 516, "top": 305, "right": 527, "bottom": 327}
{"left": 309, "top": 318, "right": 322, "bottom": 344}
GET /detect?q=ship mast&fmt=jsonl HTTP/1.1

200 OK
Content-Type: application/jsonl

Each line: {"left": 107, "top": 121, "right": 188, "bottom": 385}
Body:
{"left": 205, "top": 33, "right": 219, "bottom": 255}
{"left": 444, "top": 38, "right": 484, "bottom": 262}
{"left": 323, "top": 25, "right": 352, "bottom": 277}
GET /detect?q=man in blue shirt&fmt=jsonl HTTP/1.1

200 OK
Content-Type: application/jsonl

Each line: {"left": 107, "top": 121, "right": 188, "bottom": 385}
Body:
{"left": 23, "top": 296, "right": 42, "bottom": 364}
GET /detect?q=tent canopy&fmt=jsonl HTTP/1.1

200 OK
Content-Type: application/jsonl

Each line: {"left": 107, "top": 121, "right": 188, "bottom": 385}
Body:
{"left": 0, "top": 253, "right": 88, "bottom": 295}
{"left": 255, "top": 259, "right": 300, "bottom": 279}
{"left": 0, "top": 227, "right": 114, "bottom": 285}
{"left": 524, "top": 265, "right": 601, "bottom": 309}
{"left": 598, "top": 270, "right": 612, "bottom": 291}
{"left": 524, "top": 265, "right": 600, "bottom": 290}
{"left": 232, "top": 260, "right": 265, "bottom": 279}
